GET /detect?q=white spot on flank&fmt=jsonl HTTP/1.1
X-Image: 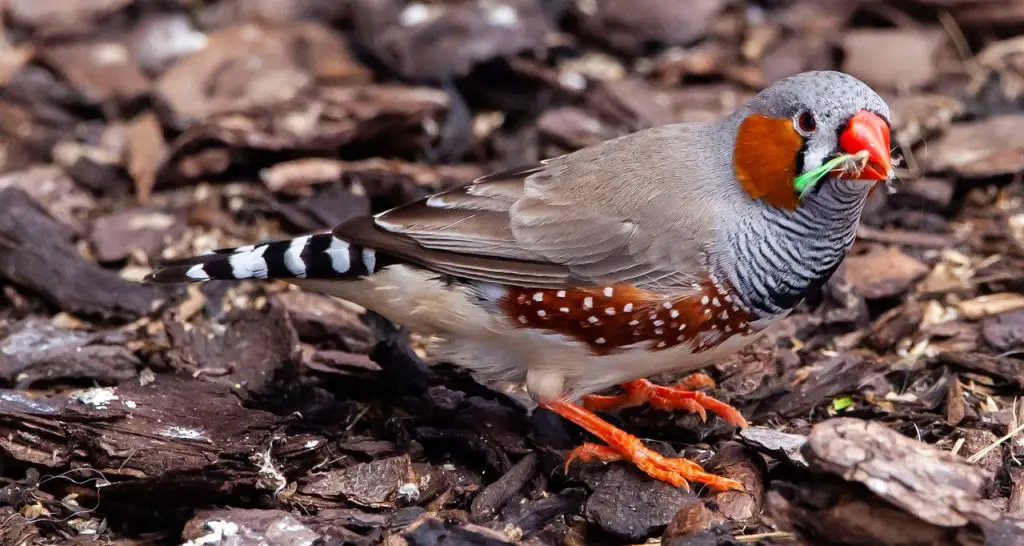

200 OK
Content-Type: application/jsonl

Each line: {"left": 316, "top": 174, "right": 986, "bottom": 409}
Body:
{"left": 588, "top": 316, "right": 599, "bottom": 324}
{"left": 628, "top": 319, "right": 639, "bottom": 326}
{"left": 700, "top": 295, "right": 709, "bottom": 305}
{"left": 623, "top": 303, "right": 634, "bottom": 312}
{"left": 603, "top": 287, "right": 613, "bottom": 297}
{"left": 657, "top": 341, "right": 666, "bottom": 348}
{"left": 720, "top": 310, "right": 729, "bottom": 320}
{"left": 595, "top": 337, "right": 606, "bottom": 344}
{"left": 725, "top": 325, "right": 732, "bottom": 333}
{"left": 605, "top": 307, "right": 616, "bottom": 315}
{"left": 559, "top": 307, "right": 570, "bottom": 313}
{"left": 325, "top": 237, "right": 351, "bottom": 273}
{"left": 557, "top": 290, "right": 566, "bottom": 298}
{"left": 518, "top": 315, "right": 528, "bottom": 324}
{"left": 653, "top": 320, "right": 664, "bottom": 327}
{"left": 583, "top": 297, "right": 593, "bottom": 309}
{"left": 712, "top": 297, "right": 721, "bottom": 307}
{"left": 185, "top": 264, "right": 209, "bottom": 281}
{"left": 724, "top": 295, "right": 733, "bottom": 302}
{"left": 533, "top": 292, "right": 544, "bottom": 302}
{"left": 663, "top": 301, "right": 672, "bottom": 309}
{"left": 670, "top": 309, "right": 680, "bottom": 318}
{"left": 362, "top": 248, "right": 377, "bottom": 273}
{"left": 655, "top": 328, "right": 664, "bottom": 335}
{"left": 284, "top": 235, "right": 311, "bottom": 278}
{"left": 677, "top": 334, "right": 685, "bottom": 341}
{"left": 537, "top": 310, "right": 546, "bottom": 317}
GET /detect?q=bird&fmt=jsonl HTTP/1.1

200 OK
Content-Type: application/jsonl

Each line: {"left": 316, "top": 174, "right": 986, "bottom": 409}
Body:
{"left": 146, "top": 70, "right": 894, "bottom": 492}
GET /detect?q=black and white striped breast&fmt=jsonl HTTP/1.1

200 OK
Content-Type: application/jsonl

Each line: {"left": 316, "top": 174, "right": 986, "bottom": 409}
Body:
{"left": 723, "top": 179, "right": 871, "bottom": 317}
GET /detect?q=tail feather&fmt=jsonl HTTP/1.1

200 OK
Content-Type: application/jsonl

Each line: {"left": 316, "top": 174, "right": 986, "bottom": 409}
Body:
{"left": 145, "top": 233, "right": 392, "bottom": 284}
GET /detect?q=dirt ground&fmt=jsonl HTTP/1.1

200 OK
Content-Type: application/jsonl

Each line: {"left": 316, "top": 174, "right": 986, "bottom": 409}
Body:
{"left": 0, "top": 0, "right": 1023, "bottom": 544}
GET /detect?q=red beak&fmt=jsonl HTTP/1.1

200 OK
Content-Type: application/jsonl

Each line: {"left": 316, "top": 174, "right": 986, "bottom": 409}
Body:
{"left": 838, "top": 110, "right": 893, "bottom": 181}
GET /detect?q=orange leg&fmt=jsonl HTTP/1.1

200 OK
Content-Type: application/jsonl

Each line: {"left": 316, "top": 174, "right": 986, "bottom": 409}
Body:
{"left": 581, "top": 374, "right": 748, "bottom": 427}
{"left": 544, "top": 400, "right": 744, "bottom": 492}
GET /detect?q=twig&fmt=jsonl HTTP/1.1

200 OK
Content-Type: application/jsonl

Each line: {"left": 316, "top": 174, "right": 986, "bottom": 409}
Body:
{"left": 968, "top": 421, "right": 1024, "bottom": 463}
{"left": 736, "top": 531, "right": 797, "bottom": 543}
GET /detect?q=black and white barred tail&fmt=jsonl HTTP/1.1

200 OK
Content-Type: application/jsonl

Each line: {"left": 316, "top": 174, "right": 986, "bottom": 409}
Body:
{"left": 145, "top": 232, "right": 393, "bottom": 284}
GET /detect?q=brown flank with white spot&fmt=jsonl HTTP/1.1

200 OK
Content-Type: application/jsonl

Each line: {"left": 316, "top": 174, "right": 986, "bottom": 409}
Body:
{"left": 499, "top": 276, "right": 755, "bottom": 355}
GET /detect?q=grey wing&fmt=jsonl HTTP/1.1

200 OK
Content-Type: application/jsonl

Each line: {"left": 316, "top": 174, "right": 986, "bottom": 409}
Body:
{"left": 335, "top": 124, "right": 718, "bottom": 292}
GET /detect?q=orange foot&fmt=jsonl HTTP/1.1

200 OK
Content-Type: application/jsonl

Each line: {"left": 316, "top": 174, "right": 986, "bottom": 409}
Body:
{"left": 581, "top": 374, "right": 748, "bottom": 427}
{"left": 543, "top": 399, "right": 744, "bottom": 492}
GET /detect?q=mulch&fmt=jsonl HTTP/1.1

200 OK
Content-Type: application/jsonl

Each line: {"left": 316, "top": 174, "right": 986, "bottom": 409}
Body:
{"left": 1, "top": 1, "right": 1024, "bottom": 545}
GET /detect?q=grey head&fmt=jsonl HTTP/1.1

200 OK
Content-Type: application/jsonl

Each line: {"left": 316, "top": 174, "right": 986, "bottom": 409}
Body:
{"left": 741, "top": 70, "right": 893, "bottom": 182}
{"left": 715, "top": 71, "right": 896, "bottom": 318}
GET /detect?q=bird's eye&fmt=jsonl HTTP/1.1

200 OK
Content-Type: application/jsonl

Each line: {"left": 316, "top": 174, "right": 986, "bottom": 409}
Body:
{"left": 794, "top": 110, "right": 817, "bottom": 135}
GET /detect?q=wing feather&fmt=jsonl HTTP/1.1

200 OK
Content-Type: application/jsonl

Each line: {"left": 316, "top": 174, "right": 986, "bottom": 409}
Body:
{"left": 339, "top": 122, "right": 727, "bottom": 293}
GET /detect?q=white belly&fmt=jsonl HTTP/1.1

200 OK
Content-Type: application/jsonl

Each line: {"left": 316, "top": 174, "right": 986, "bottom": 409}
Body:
{"left": 292, "top": 265, "right": 776, "bottom": 403}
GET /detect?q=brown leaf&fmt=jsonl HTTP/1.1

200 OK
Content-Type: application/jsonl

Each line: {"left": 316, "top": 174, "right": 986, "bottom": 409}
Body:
{"left": 126, "top": 112, "right": 167, "bottom": 203}
{"left": 842, "top": 247, "right": 929, "bottom": 299}
{"left": 842, "top": 30, "right": 946, "bottom": 91}
{"left": 37, "top": 41, "right": 149, "bottom": 105}
{"left": 920, "top": 115, "right": 1024, "bottom": 177}
{"left": 297, "top": 455, "right": 413, "bottom": 509}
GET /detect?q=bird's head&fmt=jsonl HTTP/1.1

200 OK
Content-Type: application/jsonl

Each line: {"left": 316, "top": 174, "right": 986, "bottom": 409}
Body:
{"left": 732, "top": 71, "right": 894, "bottom": 211}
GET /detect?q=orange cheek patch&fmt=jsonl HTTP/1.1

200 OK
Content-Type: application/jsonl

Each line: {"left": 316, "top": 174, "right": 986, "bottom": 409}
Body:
{"left": 734, "top": 114, "right": 803, "bottom": 211}
{"left": 499, "top": 279, "right": 756, "bottom": 356}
